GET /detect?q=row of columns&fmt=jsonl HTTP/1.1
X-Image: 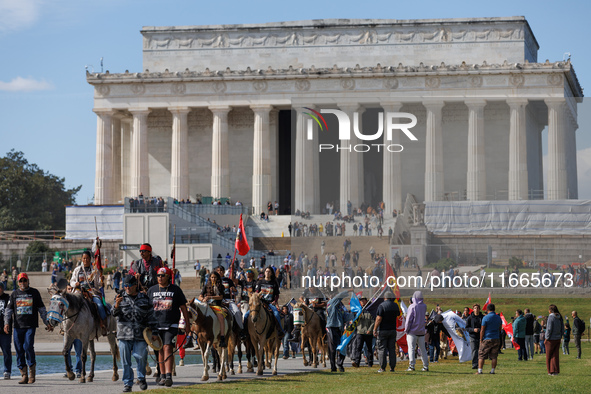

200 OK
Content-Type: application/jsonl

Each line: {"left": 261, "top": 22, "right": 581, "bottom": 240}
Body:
{"left": 94, "top": 97, "right": 577, "bottom": 208}
{"left": 94, "top": 105, "right": 276, "bottom": 213}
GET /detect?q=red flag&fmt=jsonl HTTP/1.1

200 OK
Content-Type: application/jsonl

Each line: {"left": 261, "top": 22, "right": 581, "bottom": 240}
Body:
{"left": 384, "top": 260, "right": 401, "bottom": 300}
{"left": 483, "top": 292, "right": 491, "bottom": 311}
{"left": 235, "top": 214, "right": 250, "bottom": 256}
{"left": 500, "top": 312, "right": 519, "bottom": 349}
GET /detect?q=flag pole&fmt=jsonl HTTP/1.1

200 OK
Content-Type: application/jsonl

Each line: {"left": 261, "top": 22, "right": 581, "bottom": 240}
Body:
{"left": 172, "top": 224, "right": 176, "bottom": 284}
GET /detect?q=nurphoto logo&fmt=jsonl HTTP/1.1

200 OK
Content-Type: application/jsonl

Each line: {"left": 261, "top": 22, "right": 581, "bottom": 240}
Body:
{"left": 304, "top": 108, "right": 418, "bottom": 153}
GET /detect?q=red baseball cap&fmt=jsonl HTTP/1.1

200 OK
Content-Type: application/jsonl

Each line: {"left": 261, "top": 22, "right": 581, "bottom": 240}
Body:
{"left": 157, "top": 267, "right": 172, "bottom": 277}
{"left": 17, "top": 273, "right": 28, "bottom": 281}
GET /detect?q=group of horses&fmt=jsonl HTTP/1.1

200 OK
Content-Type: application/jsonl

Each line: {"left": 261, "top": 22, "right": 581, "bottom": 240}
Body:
{"left": 46, "top": 285, "right": 330, "bottom": 384}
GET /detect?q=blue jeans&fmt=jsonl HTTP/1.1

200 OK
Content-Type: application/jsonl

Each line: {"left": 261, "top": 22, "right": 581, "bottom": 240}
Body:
{"left": 93, "top": 296, "right": 107, "bottom": 320}
{"left": 429, "top": 341, "right": 441, "bottom": 362}
{"left": 282, "top": 332, "right": 292, "bottom": 357}
{"left": 13, "top": 328, "right": 36, "bottom": 370}
{"left": 119, "top": 340, "right": 148, "bottom": 387}
{"left": 0, "top": 334, "right": 12, "bottom": 374}
{"left": 65, "top": 338, "right": 82, "bottom": 373}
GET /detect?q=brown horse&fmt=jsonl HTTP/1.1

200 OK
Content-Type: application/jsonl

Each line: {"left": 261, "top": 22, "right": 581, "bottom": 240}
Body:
{"left": 294, "top": 302, "right": 327, "bottom": 368}
{"left": 189, "top": 298, "right": 232, "bottom": 381}
{"left": 247, "top": 293, "right": 279, "bottom": 376}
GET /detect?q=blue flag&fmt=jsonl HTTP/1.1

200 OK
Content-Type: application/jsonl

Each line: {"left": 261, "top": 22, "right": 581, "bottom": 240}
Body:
{"left": 336, "top": 292, "right": 363, "bottom": 355}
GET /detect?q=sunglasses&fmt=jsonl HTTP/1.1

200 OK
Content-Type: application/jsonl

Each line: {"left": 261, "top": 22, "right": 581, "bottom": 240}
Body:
{"left": 157, "top": 274, "right": 167, "bottom": 278}
{"left": 18, "top": 279, "right": 28, "bottom": 282}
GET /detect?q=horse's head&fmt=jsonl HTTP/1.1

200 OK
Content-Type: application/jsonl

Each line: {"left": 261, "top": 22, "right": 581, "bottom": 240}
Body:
{"left": 249, "top": 292, "right": 262, "bottom": 322}
{"left": 47, "top": 293, "right": 69, "bottom": 328}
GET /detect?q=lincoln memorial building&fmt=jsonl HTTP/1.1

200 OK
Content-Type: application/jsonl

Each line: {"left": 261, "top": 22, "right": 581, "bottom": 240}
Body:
{"left": 87, "top": 17, "right": 582, "bottom": 214}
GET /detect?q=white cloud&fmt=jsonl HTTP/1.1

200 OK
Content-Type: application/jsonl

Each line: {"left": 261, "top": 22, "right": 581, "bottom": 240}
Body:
{"left": 0, "top": 0, "right": 42, "bottom": 33}
{"left": 0, "top": 76, "right": 53, "bottom": 92}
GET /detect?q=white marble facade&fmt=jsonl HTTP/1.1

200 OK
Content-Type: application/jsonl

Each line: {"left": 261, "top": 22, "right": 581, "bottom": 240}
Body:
{"left": 89, "top": 17, "right": 582, "bottom": 212}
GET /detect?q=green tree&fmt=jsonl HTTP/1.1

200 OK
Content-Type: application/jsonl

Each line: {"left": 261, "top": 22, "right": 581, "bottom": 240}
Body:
{"left": 509, "top": 256, "right": 523, "bottom": 270}
{"left": 25, "top": 240, "right": 53, "bottom": 271}
{"left": 0, "top": 150, "right": 81, "bottom": 230}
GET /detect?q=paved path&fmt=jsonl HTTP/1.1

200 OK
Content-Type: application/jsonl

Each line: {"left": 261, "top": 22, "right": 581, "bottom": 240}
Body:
{"left": 1, "top": 344, "right": 329, "bottom": 393}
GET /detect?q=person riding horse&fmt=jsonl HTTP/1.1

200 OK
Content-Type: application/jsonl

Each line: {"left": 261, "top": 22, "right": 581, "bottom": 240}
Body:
{"left": 70, "top": 251, "right": 108, "bottom": 335}
{"left": 129, "top": 243, "right": 163, "bottom": 291}
{"left": 199, "top": 271, "right": 228, "bottom": 347}
{"left": 245, "top": 267, "right": 283, "bottom": 338}
{"left": 215, "top": 266, "right": 244, "bottom": 336}
{"left": 291, "top": 286, "right": 327, "bottom": 343}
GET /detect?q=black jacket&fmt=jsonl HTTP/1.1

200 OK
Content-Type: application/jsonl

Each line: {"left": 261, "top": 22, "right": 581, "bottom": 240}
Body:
{"left": 284, "top": 312, "right": 294, "bottom": 334}
{"left": 465, "top": 312, "right": 484, "bottom": 339}
{"left": 113, "top": 291, "right": 158, "bottom": 341}
{"left": 524, "top": 313, "right": 535, "bottom": 335}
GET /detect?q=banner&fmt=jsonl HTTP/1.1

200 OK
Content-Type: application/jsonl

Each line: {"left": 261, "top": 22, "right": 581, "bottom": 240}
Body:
{"left": 441, "top": 310, "right": 471, "bottom": 363}
{"left": 337, "top": 292, "right": 362, "bottom": 355}
{"left": 66, "top": 205, "right": 123, "bottom": 240}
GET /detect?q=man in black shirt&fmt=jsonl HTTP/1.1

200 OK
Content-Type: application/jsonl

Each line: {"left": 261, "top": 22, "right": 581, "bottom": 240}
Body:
{"left": 3, "top": 273, "right": 48, "bottom": 384}
{"left": 0, "top": 282, "right": 12, "bottom": 379}
{"left": 465, "top": 303, "right": 484, "bottom": 369}
{"left": 373, "top": 291, "right": 400, "bottom": 373}
{"left": 147, "top": 267, "right": 189, "bottom": 387}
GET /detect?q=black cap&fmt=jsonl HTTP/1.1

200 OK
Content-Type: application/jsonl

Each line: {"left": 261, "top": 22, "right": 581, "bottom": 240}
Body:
{"left": 124, "top": 275, "right": 138, "bottom": 286}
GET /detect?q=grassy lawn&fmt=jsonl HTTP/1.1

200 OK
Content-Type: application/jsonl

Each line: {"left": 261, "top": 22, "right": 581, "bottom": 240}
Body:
{"left": 426, "top": 297, "right": 591, "bottom": 322}
{"left": 154, "top": 342, "right": 591, "bottom": 393}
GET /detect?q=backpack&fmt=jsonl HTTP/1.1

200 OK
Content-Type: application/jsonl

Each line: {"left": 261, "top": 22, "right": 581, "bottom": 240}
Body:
{"left": 580, "top": 318, "right": 586, "bottom": 335}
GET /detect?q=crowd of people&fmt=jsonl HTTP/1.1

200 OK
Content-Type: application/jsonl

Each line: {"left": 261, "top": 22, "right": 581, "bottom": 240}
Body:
{"left": 0, "top": 242, "right": 588, "bottom": 391}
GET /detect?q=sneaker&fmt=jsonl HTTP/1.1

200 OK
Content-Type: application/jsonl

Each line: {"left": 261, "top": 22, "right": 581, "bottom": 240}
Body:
{"left": 76, "top": 373, "right": 82, "bottom": 378}
{"left": 139, "top": 380, "right": 148, "bottom": 390}
{"left": 338, "top": 366, "right": 345, "bottom": 372}
{"left": 282, "top": 356, "right": 289, "bottom": 360}
{"left": 489, "top": 371, "right": 495, "bottom": 374}
{"left": 377, "top": 369, "right": 385, "bottom": 373}
{"left": 389, "top": 369, "right": 395, "bottom": 372}
{"left": 476, "top": 371, "right": 483, "bottom": 375}
{"left": 154, "top": 373, "right": 161, "bottom": 384}
{"left": 123, "top": 386, "right": 132, "bottom": 393}
{"left": 4, "top": 372, "right": 10, "bottom": 380}
{"left": 472, "top": 366, "right": 478, "bottom": 369}
{"left": 157, "top": 376, "right": 165, "bottom": 386}
{"left": 406, "top": 367, "right": 415, "bottom": 372}
{"left": 165, "top": 377, "right": 173, "bottom": 387}
{"left": 422, "top": 367, "right": 429, "bottom": 372}
{"left": 351, "top": 362, "right": 359, "bottom": 368}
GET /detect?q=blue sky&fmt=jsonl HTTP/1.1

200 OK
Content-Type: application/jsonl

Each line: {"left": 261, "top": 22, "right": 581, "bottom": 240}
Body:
{"left": 0, "top": 0, "right": 589, "bottom": 203}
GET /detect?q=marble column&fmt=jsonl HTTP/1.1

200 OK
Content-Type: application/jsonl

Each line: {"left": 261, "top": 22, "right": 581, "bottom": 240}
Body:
{"left": 423, "top": 101, "right": 445, "bottom": 202}
{"left": 111, "top": 114, "right": 122, "bottom": 203}
{"left": 381, "top": 102, "right": 403, "bottom": 212}
{"left": 565, "top": 106, "right": 578, "bottom": 199}
{"left": 338, "top": 104, "right": 362, "bottom": 213}
{"left": 466, "top": 100, "right": 487, "bottom": 201}
{"left": 251, "top": 105, "right": 273, "bottom": 214}
{"left": 93, "top": 109, "right": 115, "bottom": 205}
{"left": 129, "top": 108, "right": 151, "bottom": 197}
{"left": 294, "top": 108, "right": 319, "bottom": 213}
{"left": 210, "top": 106, "right": 231, "bottom": 199}
{"left": 507, "top": 99, "right": 529, "bottom": 200}
{"left": 169, "top": 107, "right": 191, "bottom": 201}
{"left": 545, "top": 98, "right": 568, "bottom": 200}
{"left": 121, "top": 118, "right": 132, "bottom": 199}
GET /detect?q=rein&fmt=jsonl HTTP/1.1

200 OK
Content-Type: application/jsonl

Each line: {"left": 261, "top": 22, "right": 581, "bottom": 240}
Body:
{"left": 251, "top": 302, "right": 270, "bottom": 336}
